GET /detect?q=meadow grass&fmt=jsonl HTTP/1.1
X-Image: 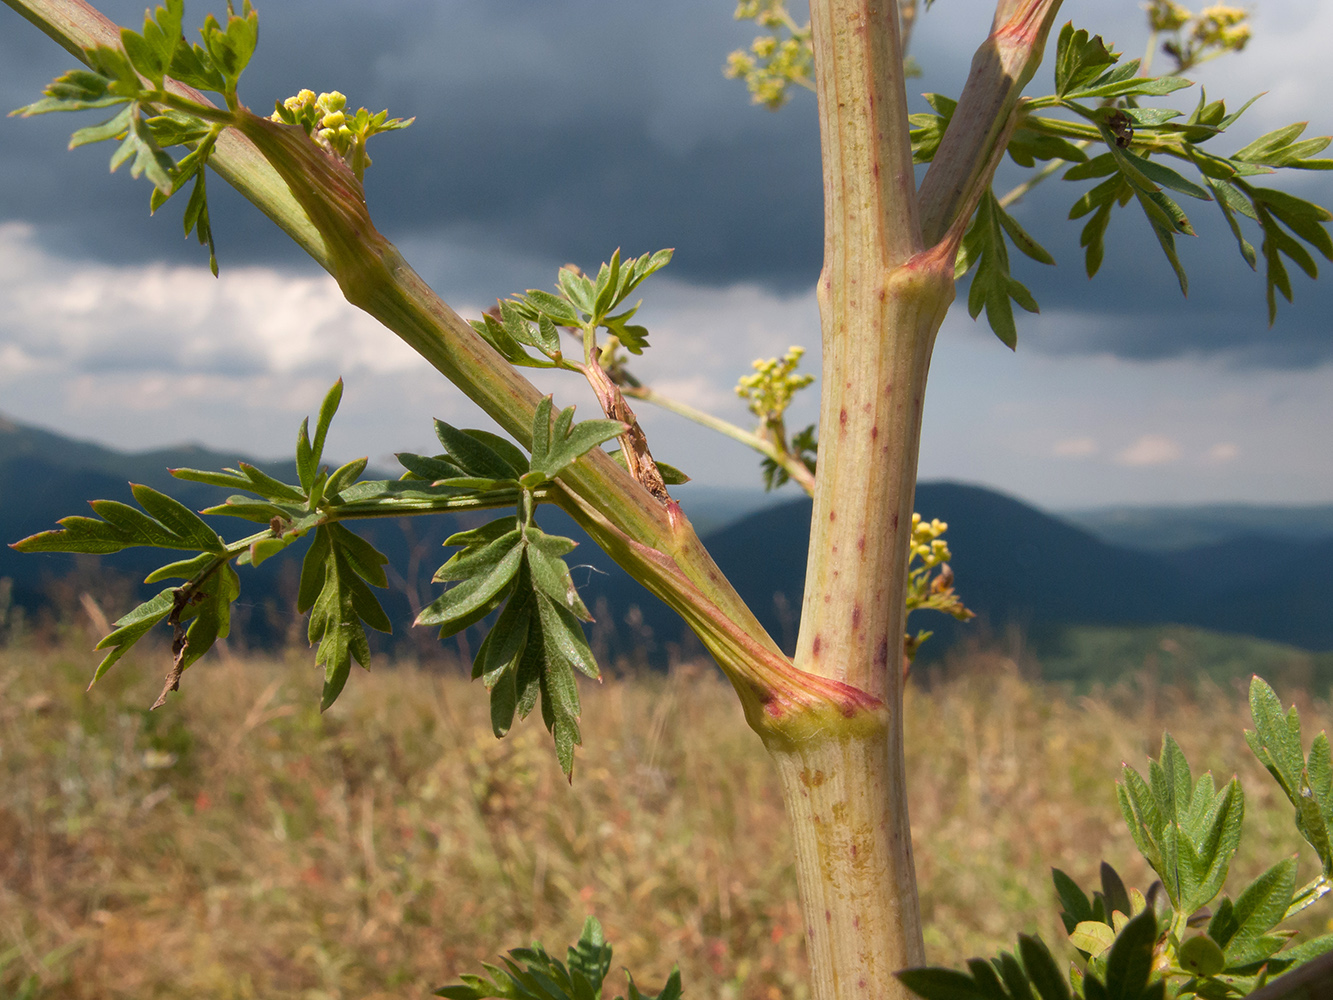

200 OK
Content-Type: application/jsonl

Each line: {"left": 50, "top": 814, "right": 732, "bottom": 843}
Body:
{"left": 2, "top": 630, "right": 1331, "bottom": 999}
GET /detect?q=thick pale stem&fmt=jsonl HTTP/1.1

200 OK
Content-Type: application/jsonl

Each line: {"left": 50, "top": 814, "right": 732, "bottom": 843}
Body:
{"left": 765, "top": 714, "right": 922, "bottom": 1000}
{"left": 917, "top": 0, "right": 1064, "bottom": 244}
{"left": 798, "top": 0, "right": 942, "bottom": 699}
{"left": 771, "top": 2, "right": 954, "bottom": 999}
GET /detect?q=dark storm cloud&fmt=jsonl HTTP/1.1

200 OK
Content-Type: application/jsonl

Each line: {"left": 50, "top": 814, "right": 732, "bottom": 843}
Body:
{"left": 992, "top": 164, "right": 1333, "bottom": 368}
{"left": 0, "top": 0, "right": 825, "bottom": 283}
{"left": 2, "top": 0, "right": 1331, "bottom": 366}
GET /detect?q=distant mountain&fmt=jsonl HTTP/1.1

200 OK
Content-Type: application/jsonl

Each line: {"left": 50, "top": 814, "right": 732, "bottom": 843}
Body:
{"left": 4, "top": 416, "right": 1333, "bottom": 668}
{"left": 693, "top": 484, "right": 1333, "bottom": 655}
{"left": 693, "top": 484, "right": 1191, "bottom": 655}
{"left": 1064, "top": 502, "right": 1333, "bottom": 551}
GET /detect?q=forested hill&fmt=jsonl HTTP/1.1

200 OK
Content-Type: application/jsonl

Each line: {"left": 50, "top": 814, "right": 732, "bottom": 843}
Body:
{"left": 3, "top": 415, "right": 1332, "bottom": 660}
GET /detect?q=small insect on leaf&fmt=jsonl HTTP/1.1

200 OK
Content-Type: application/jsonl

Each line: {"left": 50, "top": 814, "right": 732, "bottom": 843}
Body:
{"left": 1106, "top": 109, "right": 1134, "bottom": 149}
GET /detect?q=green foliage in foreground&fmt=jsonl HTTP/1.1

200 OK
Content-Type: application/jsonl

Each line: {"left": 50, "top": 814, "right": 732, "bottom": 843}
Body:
{"left": 897, "top": 677, "right": 1333, "bottom": 1000}
{"left": 442, "top": 675, "right": 1333, "bottom": 1000}
{"left": 436, "top": 917, "right": 681, "bottom": 1000}
{"left": 921, "top": 20, "right": 1333, "bottom": 346}
{"left": 11, "top": 379, "right": 625, "bottom": 775}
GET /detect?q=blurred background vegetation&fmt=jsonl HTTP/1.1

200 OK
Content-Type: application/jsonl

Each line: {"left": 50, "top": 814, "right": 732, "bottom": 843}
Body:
{"left": 4, "top": 605, "right": 1333, "bottom": 999}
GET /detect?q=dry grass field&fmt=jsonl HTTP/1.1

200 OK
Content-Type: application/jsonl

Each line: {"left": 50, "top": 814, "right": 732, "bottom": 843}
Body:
{"left": 3, "top": 629, "right": 1331, "bottom": 999}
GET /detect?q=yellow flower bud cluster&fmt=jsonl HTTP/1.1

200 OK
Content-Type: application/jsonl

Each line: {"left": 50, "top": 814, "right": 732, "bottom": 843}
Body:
{"left": 736, "top": 346, "right": 814, "bottom": 422}
{"left": 271, "top": 90, "right": 357, "bottom": 156}
{"left": 734, "top": 0, "right": 787, "bottom": 29}
{"left": 1193, "top": 5, "right": 1250, "bottom": 53}
{"left": 724, "top": 0, "right": 813, "bottom": 110}
{"left": 1149, "top": 1, "right": 1251, "bottom": 72}
{"left": 910, "top": 512, "right": 951, "bottom": 569}
{"left": 1147, "top": 0, "right": 1191, "bottom": 32}
{"left": 269, "top": 89, "right": 414, "bottom": 182}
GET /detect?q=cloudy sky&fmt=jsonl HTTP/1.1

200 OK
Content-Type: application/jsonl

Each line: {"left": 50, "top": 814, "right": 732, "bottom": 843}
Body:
{"left": 1, "top": 0, "right": 1331, "bottom": 510}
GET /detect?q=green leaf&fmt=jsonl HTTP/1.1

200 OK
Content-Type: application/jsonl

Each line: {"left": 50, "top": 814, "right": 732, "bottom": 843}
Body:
{"left": 523, "top": 288, "right": 582, "bottom": 326}
{"left": 1018, "top": 934, "right": 1072, "bottom": 1000}
{"left": 1054, "top": 23, "right": 1119, "bottom": 98}
{"left": 1067, "top": 73, "right": 1192, "bottom": 102}
{"left": 310, "top": 379, "right": 344, "bottom": 477}
{"left": 89, "top": 588, "right": 175, "bottom": 684}
{"left": 1247, "top": 677, "right": 1308, "bottom": 803}
{"left": 1179, "top": 935, "right": 1226, "bottom": 978}
{"left": 177, "top": 561, "right": 240, "bottom": 670}
{"left": 1053, "top": 868, "right": 1094, "bottom": 932}
{"left": 297, "top": 526, "right": 331, "bottom": 614}
{"left": 168, "top": 39, "right": 226, "bottom": 93}
{"left": 474, "top": 593, "right": 531, "bottom": 689}
{"left": 178, "top": 162, "right": 217, "bottom": 275}
{"left": 11, "top": 68, "right": 125, "bottom": 115}
{"left": 1189, "top": 778, "right": 1244, "bottom": 912}
{"left": 995, "top": 953, "right": 1035, "bottom": 1000}
{"left": 300, "top": 524, "right": 392, "bottom": 710}
{"left": 444, "top": 516, "right": 521, "bottom": 551}
{"left": 463, "top": 431, "right": 529, "bottom": 479}
{"left": 1103, "top": 908, "right": 1155, "bottom": 1000}
{"left": 1007, "top": 125, "right": 1088, "bottom": 169}
{"left": 326, "top": 522, "right": 389, "bottom": 588}
{"left": 1115, "top": 148, "right": 1212, "bottom": 202}
{"left": 568, "top": 918, "right": 611, "bottom": 993}
{"left": 1208, "top": 896, "right": 1238, "bottom": 949}
{"left": 69, "top": 104, "right": 133, "bottom": 148}
{"left": 525, "top": 527, "right": 591, "bottom": 621}
{"left": 1235, "top": 122, "right": 1327, "bottom": 168}
{"left": 1207, "top": 176, "right": 1260, "bottom": 270}
{"left": 535, "top": 591, "right": 599, "bottom": 682}
{"left": 12, "top": 479, "right": 233, "bottom": 556}
{"left": 200, "top": 2, "right": 257, "bottom": 92}
{"left": 897, "top": 968, "right": 990, "bottom": 1000}
{"left": 1101, "top": 862, "right": 1132, "bottom": 921}
{"left": 996, "top": 202, "right": 1057, "bottom": 265}
{"left": 130, "top": 483, "right": 223, "bottom": 551}
{"left": 104, "top": 106, "right": 175, "bottom": 196}
{"left": 434, "top": 919, "right": 648, "bottom": 1000}
{"left": 435, "top": 527, "right": 524, "bottom": 583}
{"left": 324, "top": 457, "right": 369, "bottom": 500}
{"left": 418, "top": 534, "right": 524, "bottom": 637}
{"left": 1071, "top": 921, "right": 1116, "bottom": 958}
{"left": 910, "top": 93, "right": 955, "bottom": 165}
{"left": 961, "top": 190, "right": 1048, "bottom": 349}
{"left": 144, "top": 551, "right": 218, "bottom": 583}
{"left": 559, "top": 267, "right": 595, "bottom": 314}
{"left": 592, "top": 247, "right": 622, "bottom": 320}
{"left": 434, "top": 420, "right": 524, "bottom": 482}
{"left": 396, "top": 452, "right": 467, "bottom": 483}
{"left": 527, "top": 402, "right": 626, "bottom": 482}
{"left": 469, "top": 313, "right": 552, "bottom": 368}
{"left": 1226, "top": 857, "right": 1297, "bottom": 961}
{"left": 1269, "top": 932, "right": 1333, "bottom": 972}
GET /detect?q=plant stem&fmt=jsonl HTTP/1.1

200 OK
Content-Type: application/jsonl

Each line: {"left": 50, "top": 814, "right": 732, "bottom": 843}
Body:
{"left": 759, "top": 2, "right": 945, "bottom": 997}
{"left": 773, "top": 2, "right": 1066, "bottom": 997}
{"left": 623, "top": 385, "right": 816, "bottom": 495}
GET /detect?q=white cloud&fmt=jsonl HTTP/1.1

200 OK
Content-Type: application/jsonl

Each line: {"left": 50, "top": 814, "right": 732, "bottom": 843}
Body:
{"left": 5, "top": 219, "right": 1333, "bottom": 509}
{"left": 1117, "top": 435, "right": 1182, "bottom": 467}
{"left": 1053, "top": 437, "right": 1098, "bottom": 458}
{"left": 0, "top": 221, "right": 426, "bottom": 380}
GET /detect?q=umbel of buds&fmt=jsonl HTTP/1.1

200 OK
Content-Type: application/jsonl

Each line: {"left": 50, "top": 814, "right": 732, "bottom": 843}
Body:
{"left": 270, "top": 88, "right": 414, "bottom": 182}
